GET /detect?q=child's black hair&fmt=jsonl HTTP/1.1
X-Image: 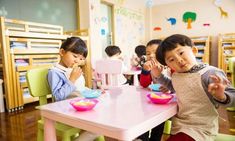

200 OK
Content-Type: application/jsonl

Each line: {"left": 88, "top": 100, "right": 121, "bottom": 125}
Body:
{"left": 156, "top": 34, "right": 194, "bottom": 65}
{"left": 60, "top": 37, "right": 88, "bottom": 58}
{"left": 135, "top": 45, "right": 146, "bottom": 58}
{"left": 105, "top": 45, "right": 121, "bottom": 57}
{"left": 146, "top": 39, "right": 162, "bottom": 47}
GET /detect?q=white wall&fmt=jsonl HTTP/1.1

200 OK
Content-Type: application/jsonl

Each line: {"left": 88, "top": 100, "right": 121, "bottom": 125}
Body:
{"left": 79, "top": 0, "right": 146, "bottom": 68}
{"left": 151, "top": 0, "right": 235, "bottom": 37}
{"left": 150, "top": 0, "right": 235, "bottom": 66}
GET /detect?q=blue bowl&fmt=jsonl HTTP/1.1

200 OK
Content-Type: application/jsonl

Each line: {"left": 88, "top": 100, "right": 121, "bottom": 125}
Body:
{"left": 148, "top": 84, "right": 161, "bottom": 92}
{"left": 81, "top": 89, "right": 102, "bottom": 99}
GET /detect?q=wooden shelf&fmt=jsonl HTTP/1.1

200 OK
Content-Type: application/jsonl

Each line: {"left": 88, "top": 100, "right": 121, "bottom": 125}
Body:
{"left": 191, "top": 36, "right": 211, "bottom": 64}
{"left": 0, "top": 17, "right": 91, "bottom": 112}
{"left": 218, "top": 33, "right": 235, "bottom": 72}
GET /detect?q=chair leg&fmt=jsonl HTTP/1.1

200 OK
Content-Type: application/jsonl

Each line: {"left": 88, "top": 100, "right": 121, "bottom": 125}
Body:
{"left": 226, "top": 107, "right": 235, "bottom": 111}
{"left": 37, "top": 128, "right": 44, "bottom": 141}
{"left": 95, "top": 136, "right": 105, "bottom": 141}
{"left": 163, "top": 120, "right": 172, "bottom": 135}
{"left": 61, "top": 133, "right": 71, "bottom": 141}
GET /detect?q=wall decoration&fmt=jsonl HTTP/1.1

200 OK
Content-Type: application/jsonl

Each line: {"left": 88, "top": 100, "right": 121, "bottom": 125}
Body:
{"left": 114, "top": 6, "right": 145, "bottom": 66}
{"left": 91, "top": 4, "right": 94, "bottom": 10}
{"left": 166, "top": 17, "right": 176, "bottom": 25}
{"left": 218, "top": 7, "right": 228, "bottom": 18}
{"left": 213, "top": 0, "right": 228, "bottom": 18}
{"left": 153, "top": 27, "right": 162, "bottom": 31}
{"left": 101, "top": 17, "right": 108, "bottom": 23}
{"left": 214, "top": 0, "right": 222, "bottom": 7}
{"left": 203, "top": 23, "right": 210, "bottom": 27}
{"left": 146, "top": 0, "right": 154, "bottom": 8}
{"left": 182, "top": 11, "right": 197, "bottom": 29}
{"left": 101, "top": 29, "right": 106, "bottom": 35}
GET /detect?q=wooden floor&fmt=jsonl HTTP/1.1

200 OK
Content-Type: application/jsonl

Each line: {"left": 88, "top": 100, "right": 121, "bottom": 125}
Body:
{"left": 0, "top": 103, "right": 235, "bottom": 141}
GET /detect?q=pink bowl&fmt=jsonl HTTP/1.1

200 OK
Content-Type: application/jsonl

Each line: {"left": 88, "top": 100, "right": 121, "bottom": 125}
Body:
{"left": 70, "top": 99, "right": 98, "bottom": 111}
{"left": 147, "top": 92, "right": 173, "bottom": 104}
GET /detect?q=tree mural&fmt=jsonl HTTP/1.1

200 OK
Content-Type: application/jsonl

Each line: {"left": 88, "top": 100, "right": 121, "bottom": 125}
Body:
{"left": 182, "top": 11, "right": 197, "bottom": 29}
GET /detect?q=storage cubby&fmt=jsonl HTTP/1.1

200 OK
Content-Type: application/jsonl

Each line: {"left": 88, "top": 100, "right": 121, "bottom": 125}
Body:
{"left": 218, "top": 33, "right": 235, "bottom": 85}
{"left": 0, "top": 17, "right": 92, "bottom": 112}
{"left": 191, "top": 36, "right": 211, "bottom": 64}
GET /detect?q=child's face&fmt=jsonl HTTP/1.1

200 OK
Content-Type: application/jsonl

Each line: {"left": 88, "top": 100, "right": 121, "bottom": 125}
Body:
{"left": 164, "top": 45, "right": 198, "bottom": 73}
{"left": 146, "top": 44, "right": 158, "bottom": 61}
{"left": 59, "top": 49, "right": 85, "bottom": 68}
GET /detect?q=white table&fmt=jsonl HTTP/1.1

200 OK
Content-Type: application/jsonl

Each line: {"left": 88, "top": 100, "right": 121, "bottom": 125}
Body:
{"left": 40, "top": 86, "right": 177, "bottom": 141}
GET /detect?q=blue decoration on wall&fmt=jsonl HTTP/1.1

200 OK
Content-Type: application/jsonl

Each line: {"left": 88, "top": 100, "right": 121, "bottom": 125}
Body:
{"left": 101, "top": 29, "right": 105, "bottom": 35}
{"left": 166, "top": 17, "right": 176, "bottom": 25}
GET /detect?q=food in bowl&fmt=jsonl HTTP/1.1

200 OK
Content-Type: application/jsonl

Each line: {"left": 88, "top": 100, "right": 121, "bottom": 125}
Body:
{"left": 147, "top": 92, "right": 173, "bottom": 104}
{"left": 70, "top": 99, "right": 98, "bottom": 111}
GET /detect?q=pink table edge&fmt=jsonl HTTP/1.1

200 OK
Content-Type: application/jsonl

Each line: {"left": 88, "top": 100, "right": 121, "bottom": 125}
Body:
{"left": 40, "top": 86, "right": 177, "bottom": 141}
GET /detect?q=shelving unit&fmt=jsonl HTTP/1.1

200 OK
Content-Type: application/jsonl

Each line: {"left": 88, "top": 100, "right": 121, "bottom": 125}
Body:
{"left": 0, "top": 17, "right": 92, "bottom": 112}
{"left": 191, "top": 36, "right": 211, "bottom": 64}
{"left": 218, "top": 33, "right": 235, "bottom": 84}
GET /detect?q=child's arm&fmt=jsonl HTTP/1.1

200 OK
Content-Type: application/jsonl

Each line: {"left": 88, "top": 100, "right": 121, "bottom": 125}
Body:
{"left": 139, "top": 69, "right": 152, "bottom": 88}
{"left": 139, "top": 59, "right": 159, "bottom": 88}
{"left": 204, "top": 69, "right": 235, "bottom": 106}
{"left": 208, "top": 74, "right": 228, "bottom": 101}
{"left": 48, "top": 70, "right": 76, "bottom": 101}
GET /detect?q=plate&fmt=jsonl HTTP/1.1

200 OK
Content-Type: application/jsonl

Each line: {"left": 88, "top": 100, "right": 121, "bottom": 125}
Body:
{"left": 81, "top": 89, "right": 102, "bottom": 98}
{"left": 147, "top": 92, "right": 173, "bottom": 104}
{"left": 70, "top": 99, "right": 98, "bottom": 111}
{"left": 148, "top": 84, "right": 161, "bottom": 92}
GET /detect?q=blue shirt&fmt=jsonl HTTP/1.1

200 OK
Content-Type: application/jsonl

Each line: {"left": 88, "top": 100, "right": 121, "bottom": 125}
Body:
{"left": 48, "top": 68, "right": 76, "bottom": 101}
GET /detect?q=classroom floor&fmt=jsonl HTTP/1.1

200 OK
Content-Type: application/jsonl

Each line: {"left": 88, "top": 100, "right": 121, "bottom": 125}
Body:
{"left": 0, "top": 103, "right": 234, "bottom": 141}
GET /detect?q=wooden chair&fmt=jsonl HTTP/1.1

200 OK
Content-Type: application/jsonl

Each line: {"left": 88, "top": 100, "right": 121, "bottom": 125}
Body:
{"left": 95, "top": 59, "right": 124, "bottom": 89}
{"left": 26, "top": 67, "right": 81, "bottom": 141}
{"left": 226, "top": 58, "right": 235, "bottom": 112}
{"left": 215, "top": 133, "right": 235, "bottom": 141}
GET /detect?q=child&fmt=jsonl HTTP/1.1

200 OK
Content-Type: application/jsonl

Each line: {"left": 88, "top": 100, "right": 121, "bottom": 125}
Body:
{"left": 154, "top": 34, "right": 235, "bottom": 141}
{"left": 136, "top": 39, "right": 170, "bottom": 141}
{"left": 47, "top": 37, "right": 100, "bottom": 141}
{"left": 130, "top": 45, "right": 146, "bottom": 69}
{"left": 105, "top": 45, "right": 129, "bottom": 85}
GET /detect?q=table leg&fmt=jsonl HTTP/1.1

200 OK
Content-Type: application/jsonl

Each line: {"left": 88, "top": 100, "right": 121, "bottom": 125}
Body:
{"left": 133, "top": 74, "right": 139, "bottom": 86}
{"left": 44, "top": 117, "right": 56, "bottom": 141}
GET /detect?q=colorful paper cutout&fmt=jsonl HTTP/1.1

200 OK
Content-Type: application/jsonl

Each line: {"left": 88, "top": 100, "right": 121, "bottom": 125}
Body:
{"left": 153, "top": 27, "right": 161, "bottom": 31}
{"left": 203, "top": 23, "right": 210, "bottom": 26}
{"left": 101, "top": 29, "right": 105, "bottom": 35}
{"left": 218, "top": 7, "right": 228, "bottom": 18}
{"left": 214, "top": 0, "right": 222, "bottom": 7}
{"left": 146, "top": 0, "right": 153, "bottom": 8}
{"left": 213, "top": 0, "right": 228, "bottom": 18}
{"left": 182, "top": 12, "right": 197, "bottom": 29}
{"left": 166, "top": 17, "right": 176, "bottom": 25}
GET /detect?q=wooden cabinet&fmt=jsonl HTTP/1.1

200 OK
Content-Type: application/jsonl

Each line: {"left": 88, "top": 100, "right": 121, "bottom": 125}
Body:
{"left": 218, "top": 33, "right": 235, "bottom": 71}
{"left": 191, "top": 36, "right": 211, "bottom": 64}
{"left": 0, "top": 17, "right": 91, "bottom": 112}
{"left": 218, "top": 33, "right": 235, "bottom": 85}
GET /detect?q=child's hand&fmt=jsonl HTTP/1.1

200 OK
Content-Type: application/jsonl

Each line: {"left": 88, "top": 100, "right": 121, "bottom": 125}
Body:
{"left": 208, "top": 74, "right": 229, "bottom": 101}
{"left": 143, "top": 59, "right": 161, "bottom": 71}
{"left": 159, "top": 86, "right": 171, "bottom": 93}
{"left": 69, "top": 66, "right": 83, "bottom": 83}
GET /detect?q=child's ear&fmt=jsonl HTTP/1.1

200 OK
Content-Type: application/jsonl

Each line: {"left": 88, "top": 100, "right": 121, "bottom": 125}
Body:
{"left": 59, "top": 49, "right": 65, "bottom": 56}
{"left": 192, "top": 46, "right": 198, "bottom": 55}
